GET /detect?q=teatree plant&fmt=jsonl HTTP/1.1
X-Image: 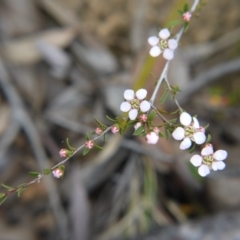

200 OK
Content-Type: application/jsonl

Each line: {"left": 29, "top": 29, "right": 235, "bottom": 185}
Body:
{"left": 0, "top": 0, "right": 227, "bottom": 205}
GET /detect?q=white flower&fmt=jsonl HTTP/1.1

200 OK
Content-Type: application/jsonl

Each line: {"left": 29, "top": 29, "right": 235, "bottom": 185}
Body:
{"left": 190, "top": 145, "right": 227, "bottom": 177}
{"left": 120, "top": 89, "right": 151, "bottom": 120}
{"left": 172, "top": 112, "right": 206, "bottom": 150}
{"left": 146, "top": 132, "right": 159, "bottom": 144}
{"left": 148, "top": 28, "right": 178, "bottom": 60}
{"left": 52, "top": 168, "right": 63, "bottom": 178}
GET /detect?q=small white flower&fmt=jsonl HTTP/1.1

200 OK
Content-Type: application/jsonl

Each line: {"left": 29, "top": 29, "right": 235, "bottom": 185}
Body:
{"left": 190, "top": 145, "right": 227, "bottom": 177}
{"left": 120, "top": 89, "right": 151, "bottom": 120}
{"left": 52, "top": 168, "right": 63, "bottom": 178}
{"left": 172, "top": 112, "right": 206, "bottom": 150}
{"left": 146, "top": 132, "right": 159, "bottom": 144}
{"left": 148, "top": 28, "right": 178, "bottom": 60}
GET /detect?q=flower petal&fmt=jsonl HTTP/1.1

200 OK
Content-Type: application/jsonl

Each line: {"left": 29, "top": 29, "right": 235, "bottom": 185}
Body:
{"left": 201, "top": 146, "right": 214, "bottom": 156}
{"left": 140, "top": 100, "right": 151, "bottom": 112}
{"left": 180, "top": 137, "right": 191, "bottom": 150}
{"left": 148, "top": 36, "right": 159, "bottom": 46}
{"left": 168, "top": 39, "right": 178, "bottom": 50}
{"left": 129, "top": 109, "right": 138, "bottom": 120}
{"left": 163, "top": 49, "right": 174, "bottom": 60}
{"left": 192, "top": 117, "right": 199, "bottom": 128}
{"left": 146, "top": 132, "right": 159, "bottom": 144}
{"left": 124, "top": 89, "right": 134, "bottom": 100}
{"left": 120, "top": 102, "right": 131, "bottom": 112}
{"left": 193, "top": 132, "right": 206, "bottom": 144}
{"left": 180, "top": 112, "right": 192, "bottom": 126}
{"left": 150, "top": 46, "right": 161, "bottom": 57}
{"left": 212, "top": 161, "right": 225, "bottom": 171}
{"left": 213, "top": 150, "right": 228, "bottom": 161}
{"left": 198, "top": 165, "right": 210, "bottom": 177}
{"left": 172, "top": 127, "right": 185, "bottom": 140}
{"left": 159, "top": 28, "right": 170, "bottom": 39}
{"left": 190, "top": 155, "right": 203, "bottom": 167}
{"left": 136, "top": 89, "right": 147, "bottom": 100}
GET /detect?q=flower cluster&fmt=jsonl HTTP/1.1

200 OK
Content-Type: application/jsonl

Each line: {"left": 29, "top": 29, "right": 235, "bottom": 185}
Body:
{"left": 148, "top": 28, "right": 178, "bottom": 60}
{"left": 172, "top": 112, "right": 228, "bottom": 177}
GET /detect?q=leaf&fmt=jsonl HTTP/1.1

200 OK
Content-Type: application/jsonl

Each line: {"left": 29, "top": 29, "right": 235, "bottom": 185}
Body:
{"left": 106, "top": 115, "right": 116, "bottom": 122}
{"left": 159, "top": 88, "right": 169, "bottom": 104}
{"left": 1, "top": 183, "right": 14, "bottom": 190}
{"left": 17, "top": 187, "right": 27, "bottom": 197}
{"left": 133, "top": 126, "right": 145, "bottom": 136}
{"left": 83, "top": 148, "right": 90, "bottom": 156}
{"left": 94, "top": 117, "right": 104, "bottom": 127}
{"left": 168, "top": 118, "right": 178, "bottom": 123}
{"left": 204, "top": 123, "right": 209, "bottom": 130}
{"left": 0, "top": 196, "right": 7, "bottom": 205}
{"left": 157, "top": 108, "right": 168, "bottom": 114}
{"left": 103, "top": 134, "right": 107, "bottom": 142}
{"left": 206, "top": 134, "right": 211, "bottom": 143}
{"left": 94, "top": 144, "right": 103, "bottom": 151}
{"left": 43, "top": 168, "right": 51, "bottom": 175}
{"left": 147, "top": 110, "right": 156, "bottom": 121}
{"left": 28, "top": 172, "right": 41, "bottom": 177}
{"left": 183, "top": 3, "right": 189, "bottom": 12}
{"left": 66, "top": 138, "right": 75, "bottom": 150}
{"left": 0, "top": 193, "right": 6, "bottom": 198}
{"left": 189, "top": 143, "right": 196, "bottom": 153}
{"left": 167, "top": 19, "right": 182, "bottom": 29}
{"left": 164, "top": 128, "right": 169, "bottom": 140}
{"left": 170, "top": 109, "right": 181, "bottom": 115}
{"left": 85, "top": 134, "right": 90, "bottom": 141}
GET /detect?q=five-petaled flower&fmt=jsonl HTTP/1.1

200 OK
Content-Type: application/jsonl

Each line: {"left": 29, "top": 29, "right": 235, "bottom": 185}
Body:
{"left": 190, "top": 144, "right": 227, "bottom": 177}
{"left": 95, "top": 127, "right": 102, "bottom": 135}
{"left": 111, "top": 126, "right": 119, "bottom": 134}
{"left": 148, "top": 28, "right": 178, "bottom": 60}
{"left": 52, "top": 168, "right": 63, "bottom": 178}
{"left": 182, "top": 12, "right": 192, "bottom": 22}
{"left": 59, "top": 149, "right": 68, "bottom": 158}
{"left": 172, "top": 112, "right": 206, "bottom": 150}
{"left": 146, "top": 132, "right": 159, "bottom": 144}
{"left": 85, "top": 140, "right": 94, "bottom": 149}
{"left": 120, "top": 89, "right": 151, "bottom": 120}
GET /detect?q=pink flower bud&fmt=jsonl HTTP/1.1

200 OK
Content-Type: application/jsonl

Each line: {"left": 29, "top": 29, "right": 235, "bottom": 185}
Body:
{"left": 85, "top": 140, "right": 94, "bottom": 149}
{"left": 111, "top": 126, "right": 119, "bottom": 134}
{"left": 199, "top": 126, "right": 205, "bottom": 132}
{"left": 146, "top": 132, "right": 159, "bottom": 144}
{"left": 139, "top": 114, "right": 148, "bottom": 123}
{"left": 182, "top": 12, "right": 192, "bottom": 22}
{"left": 95, "top": 127, "right": 102, "bottom": 135}
{"left": 52, "top": 168, "right": 63, "bottom": 178}
{"left": 205, "top": 143, "right": 213, "bottom": 148}
{"left": 59, "top": 149, "right": 68, "bottom": 158}
{"left": 134, "top": 122, "right": 142, "bottom": 130}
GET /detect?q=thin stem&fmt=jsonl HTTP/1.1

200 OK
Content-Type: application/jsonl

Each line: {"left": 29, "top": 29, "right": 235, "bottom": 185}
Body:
{"left": 149, "top": 0, "right": 200, "bottom": 104}
{"left": 151, "top": 105, "right": 172, "bottom": 125}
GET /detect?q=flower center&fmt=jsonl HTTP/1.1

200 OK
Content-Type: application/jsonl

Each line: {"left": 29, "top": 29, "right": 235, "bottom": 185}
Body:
{"left": 131, "top": 99, "right": 140, "bottom": 109}
{"left": 185, "top": 126, "right": 195, "bottom": 137}
{"left": 159, "top": 39, "right": 168, "bottom": 50}
{"left": 202, "top": 155, "right": 213, "bottom": 166}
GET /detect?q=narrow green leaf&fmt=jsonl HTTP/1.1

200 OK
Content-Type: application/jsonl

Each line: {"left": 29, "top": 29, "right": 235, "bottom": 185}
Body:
{"left": 157, "top": 108, "right": 168, "bottom": 114}
{"left": 66, "top": 138, "right": 75, "bottom": 150}
{"left": 103, "top": 134, "right": 107, "bottom": 142}
{"left": 206, "top": 134, "right": 211, "bottom": 143}
{"left": 183, "top": 3, "right": 189, "bottom": 12}
{"left": 133, "top": 126, "right": 144, "bottom": 136}
{"left": 164, "top": 128, "right": 169, "bottom": 140}
{"left": 1, "top": 183, "right": 14, "bottom": 190}
{"left": 167, "top": 19, "right": 182, "bottom": 29}
{"left": 43, "top": 169, "right": 51, "bottom": 175}
{"left": 0, "top": 193, "right": 6, "bottom": 199}
{"left": 83, "top": 148, "right": 90, "bottom": 156}
{"left": 189, "top": 143, "right": 196, "bottom": 153}
{"left": 168, "top": 118, "right": 178, "bottom": 123}
{"left": 106, "top": 115, "right": 116, "bottom": 122}
{"left": 94, "top": 144, "right": 103, "bottom": 151}
{"left": 17, "top": 187, "right": 27, "bottom": 198}
{"left": 0, "top": 196, "right": 7, "bottom": 205}
{"left": 94, "top": 117, "right": 103, "bottom": 127}
{"left": 85, "top": 134, "right": 90, "bottom": 141}
{"left": 170, "top": 109, "right": 181, "bottom": 115}
{"left": 28, "top": 172, "right": 40, "bottom": 177}
{"left": 159, "top": 88, "right": 169, "bottom": 104}
{"left": 204, "top": 123, "right": 209, "bottom": 130}
{"left": 147, "top": 110, "right": 156, "bottom": 121}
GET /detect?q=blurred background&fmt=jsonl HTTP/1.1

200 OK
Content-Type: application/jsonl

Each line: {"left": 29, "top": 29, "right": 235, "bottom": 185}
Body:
{"left": 0, "top": 0, "right": 240, "bottom": 239}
